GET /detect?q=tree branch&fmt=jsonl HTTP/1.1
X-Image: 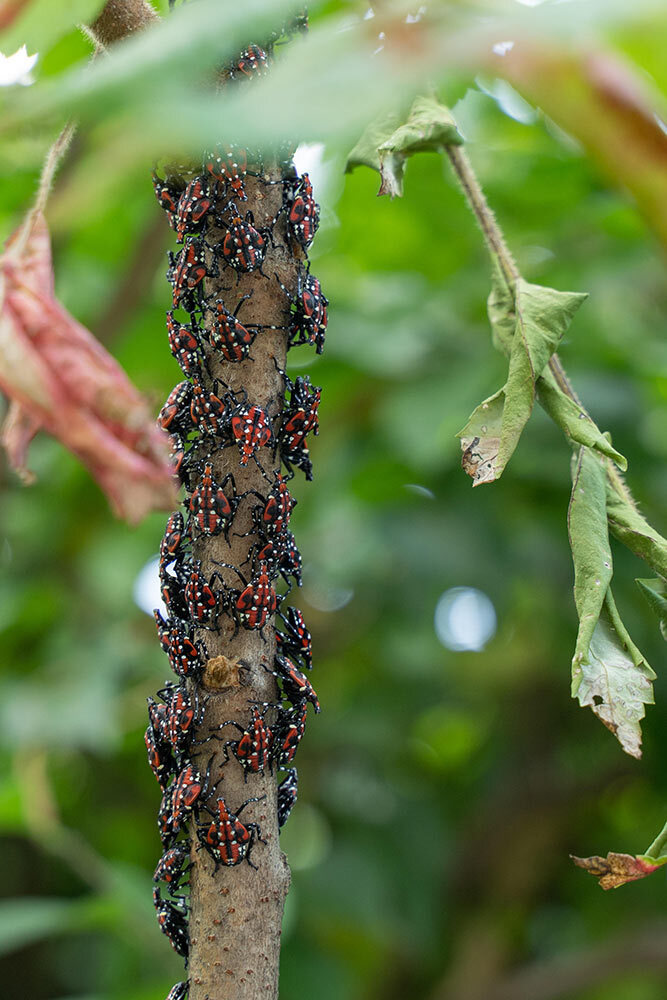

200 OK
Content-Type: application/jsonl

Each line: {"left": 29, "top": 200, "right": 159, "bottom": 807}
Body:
{"left": 186, "top": 161, "right": 294, "bottom": 1000}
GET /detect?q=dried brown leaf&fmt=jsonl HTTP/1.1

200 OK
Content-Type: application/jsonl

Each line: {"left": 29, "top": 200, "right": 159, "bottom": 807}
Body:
{"left": 572, "top": 851, "right": 667, "bottom": 890}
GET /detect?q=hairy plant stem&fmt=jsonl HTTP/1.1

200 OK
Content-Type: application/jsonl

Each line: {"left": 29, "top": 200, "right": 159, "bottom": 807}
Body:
{"left": 444, "top": 143, "right": 640, "bottom": 513}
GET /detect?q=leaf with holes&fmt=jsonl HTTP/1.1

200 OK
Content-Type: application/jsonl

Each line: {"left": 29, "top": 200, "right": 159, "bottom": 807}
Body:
{"left": 458, "top": 264, "right": 587, "bottom": 485}
{"left": 568, "top": 446, "right": 654, "bottom": 758}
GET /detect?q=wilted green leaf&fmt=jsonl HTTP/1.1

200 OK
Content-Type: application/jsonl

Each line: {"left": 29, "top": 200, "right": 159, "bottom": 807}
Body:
{"left": 0, "top": 0, "right": 102, "bottom": 56}
{"left": 346, "top": 96, "right": 463, "bottom": 198}
{"left": 569, "top": 447, "right": 654, "bottom": 757}
{"left": 607, "top": 482, "right": 667, "bottom": 578}
{"left": 537, "top": 368, "right": 627, "bottom": 469}
{"left": 458, "top": 266, "right": 587, "bottom": 485}
{"left": 636, "top": 577, "right": 667, "bottom": 640}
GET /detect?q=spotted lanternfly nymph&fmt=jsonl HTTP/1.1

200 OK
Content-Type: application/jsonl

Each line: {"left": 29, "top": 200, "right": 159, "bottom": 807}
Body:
{"left": 158, "top": 380, "right": 194, "bottom": 436}
{"left": 154, "top": 841, "right": 192, "bottom": 891}
{"left": 174, "top": 176, "right": 213, "bottom": 243}
{"left": 215, "top": 559, "right": 278, "bottom": 634}
{"left": 277, "top": 768, "right": 298, "bottom": 828}
{"left": 220, "top": 205, "right": 267, "bottom": 275}
{"left": 203, "top": 145, "right": 248, "bottom": 201}
{"left": 275, "top": 606, "right": 313, "bottom": 670}
{"left": 164, "top": 982, "right": 189, "bottom": 1000}
{"left": 273, "top": 654, "right": 320, "bottom": 712}
{"left": 211, "top": 705, "right": 273, "bottom": 779}
{"left": 229, "top": 44, "right": 269, "bottom": 81}
{"left": 285, "top": 173, "right": 320, "bottom": 249}
{"left": 166, "top": 311, "right": 204, "bottom": 377}
{"left": 207, "top": 297, "right": 257, "bottom": 363}
{"left": 169, "top": 237, "right": 211, "bottom": 309}
{"left": 153, "top": 886, "right": 189, "bottom": 958}
{"left": 189, "top": 376, "right": 231, "bottom": 437}
{"left": 226, "top": 391, "right": 273, "bottom": 467}
{"left": 152, "top": 170, "right": 182, "bottom": 230}
{"left": 188, "top": 463, "right": 246, "bottom": 541}
{"left": 162, "top": 684, "right": 205, "bottom": 757}
{"left": 277, "top": 267, "right": 328, "bottom": 355}
{"left": 273, "top": 700, "right": 308, "bottom": 767}
{"left": 196, "top": 795, "right": 266, "bottom": 871}
{"left": 183, "top": 561, "right": 222, "bottom": 629}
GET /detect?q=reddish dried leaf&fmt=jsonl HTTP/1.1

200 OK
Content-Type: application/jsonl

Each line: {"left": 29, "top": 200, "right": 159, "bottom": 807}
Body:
{"left": 571, "top": 851, "right": 667, "bottom": 890}
{"left": 0, "top": 211, "right": 178, "bottom": 523}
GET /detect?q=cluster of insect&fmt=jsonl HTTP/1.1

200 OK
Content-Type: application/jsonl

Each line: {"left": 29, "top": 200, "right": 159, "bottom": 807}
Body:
{"left": 146, "top": 601, "right": 317, "bottom": 971}
{"left": 146, "top": 11, "right": 326, "bottom": 996}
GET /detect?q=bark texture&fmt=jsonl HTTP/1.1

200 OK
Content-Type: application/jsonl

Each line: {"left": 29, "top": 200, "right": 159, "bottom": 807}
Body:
{"left": 187, "top": 166, "right": 297, "bottom": 1000}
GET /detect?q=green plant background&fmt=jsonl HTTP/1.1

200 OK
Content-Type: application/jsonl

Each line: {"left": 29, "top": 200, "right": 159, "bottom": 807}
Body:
{"left": 1, "top": 2, "right": 666, "bottom": 998}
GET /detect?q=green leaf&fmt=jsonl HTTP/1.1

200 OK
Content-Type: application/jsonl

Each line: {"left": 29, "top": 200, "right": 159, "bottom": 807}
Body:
{"left": 345, "top": 111, "right": 404, "bottom": 179}
{"left": 458, "top": 266, "right": 587, "bottom": 485}
{"left": 0, "top": 0, "right": 315, "bottom": 134}
{"left": 636, "top": 577, "right": 667, "bottom": 640}
{"left": 0, "top": 0, "right": 102, "bottom": 56}
{"left": 346, "top": 95, "right": 463, "bottom": 198}
{"left": 607, "top": 483, "right": 667, "bottom": 578}
{"left": 569, "top": 447, "right": 654, "bottom": 758}
{"left": 486, "top": 260, "right": 517, "bottom": 356}
{"left": 537, "top": 368, "right": 627, "bottom": 469}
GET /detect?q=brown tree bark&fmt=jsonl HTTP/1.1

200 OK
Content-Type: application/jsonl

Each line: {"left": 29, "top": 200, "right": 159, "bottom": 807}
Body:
{"left": 186, "top": 164, "right": 297, "bottom": 1000}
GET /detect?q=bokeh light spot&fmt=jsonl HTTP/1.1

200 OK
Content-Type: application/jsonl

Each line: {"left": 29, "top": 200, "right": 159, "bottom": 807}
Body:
{"left": 434, "top": 587, "right": 496, "bottom": 652}
{"left": 133, "top": 556, "right": 164, "bottom": 617}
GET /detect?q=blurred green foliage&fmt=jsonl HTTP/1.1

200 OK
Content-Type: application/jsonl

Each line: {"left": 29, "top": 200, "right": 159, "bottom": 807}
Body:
{"left": 1, "top": 2, "right": 666, "bottom": 999}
